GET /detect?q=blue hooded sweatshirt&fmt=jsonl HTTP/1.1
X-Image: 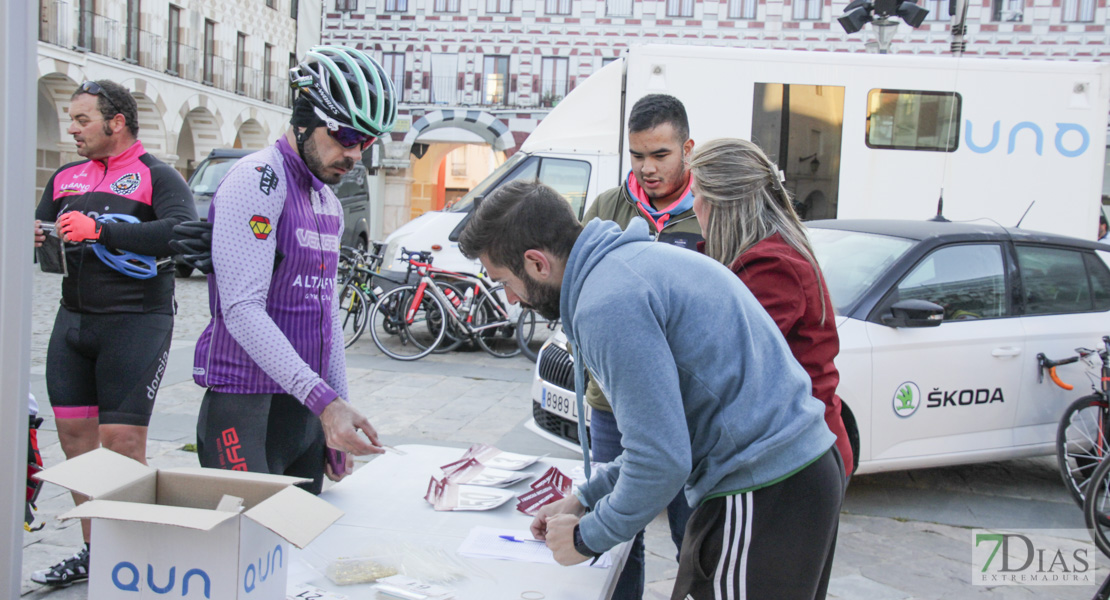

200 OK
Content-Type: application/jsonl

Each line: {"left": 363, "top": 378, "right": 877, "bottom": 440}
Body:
{"left": 563, "top": 218, "right": 834, "bottom": 554}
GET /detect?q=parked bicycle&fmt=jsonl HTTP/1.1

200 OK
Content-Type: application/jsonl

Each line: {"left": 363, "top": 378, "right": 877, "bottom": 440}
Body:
{"left": 516, "top": 309, "right": 559, "bottom": 362}
{"left": 1045, "top": 336, "right": 1110, "bottom": 508}
{"left": 336, "top": 242, "right": 388, "bottom": 348}
{"left": 369, "top": 248, "right": 520, "bottom": 361}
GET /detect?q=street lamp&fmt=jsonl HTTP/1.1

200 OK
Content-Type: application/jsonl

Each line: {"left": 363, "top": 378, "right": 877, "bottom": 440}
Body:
{"left": 838, "top": 0, "right": 930, "bottom": 53}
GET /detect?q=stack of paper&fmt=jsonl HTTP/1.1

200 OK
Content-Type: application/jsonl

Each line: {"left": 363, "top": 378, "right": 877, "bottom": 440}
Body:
{"left": 516, "top": 467, "right": 572, "bottom": 516}
{"left": 462, "top": 444, "right": 545, "bottom": 470}
{"left": 440, "top": 458, "right": 532, "bottom": 487}
{"left": 424, "top": 476, "right": 517, "bottom": 512}
{"left": 456, "top": 527, "right": 612, "bottom": 569}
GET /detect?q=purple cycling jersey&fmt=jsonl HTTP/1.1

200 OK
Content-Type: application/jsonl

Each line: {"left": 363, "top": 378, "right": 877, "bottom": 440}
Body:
{"left": 193, "top": 136, "right": 347, "bottom": 415}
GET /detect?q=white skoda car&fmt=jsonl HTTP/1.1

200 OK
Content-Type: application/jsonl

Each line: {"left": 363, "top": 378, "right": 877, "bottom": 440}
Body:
{"left": 527, "top": 219, "right": 1110, "bottom": 475}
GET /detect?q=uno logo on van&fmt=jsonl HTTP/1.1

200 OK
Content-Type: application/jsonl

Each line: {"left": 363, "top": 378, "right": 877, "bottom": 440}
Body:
{"left": 112, "top": 562, "right": 211, "bottom": 597}
{"left": 965, "top": 120, "right": 1090, "bottom": 158}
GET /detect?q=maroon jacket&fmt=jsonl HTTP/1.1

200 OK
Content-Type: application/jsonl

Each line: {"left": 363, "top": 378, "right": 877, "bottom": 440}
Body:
{"left": 725, "top": 233, "right": 854, "bottom": 476}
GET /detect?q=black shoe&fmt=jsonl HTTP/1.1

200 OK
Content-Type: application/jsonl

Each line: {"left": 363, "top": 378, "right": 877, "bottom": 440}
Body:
{"left": 30, "top": 544, "right": 89, "bottom": 586}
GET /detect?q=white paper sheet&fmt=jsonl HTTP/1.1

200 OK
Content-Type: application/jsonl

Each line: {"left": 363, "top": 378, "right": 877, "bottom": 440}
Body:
{"left": 456, "top": 526, "right": 612, "bottom": 569}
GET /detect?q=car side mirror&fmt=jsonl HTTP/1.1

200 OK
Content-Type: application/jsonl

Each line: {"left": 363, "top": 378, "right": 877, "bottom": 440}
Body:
{"left": 882, "top": 299, "right": 944, "bottom": 328}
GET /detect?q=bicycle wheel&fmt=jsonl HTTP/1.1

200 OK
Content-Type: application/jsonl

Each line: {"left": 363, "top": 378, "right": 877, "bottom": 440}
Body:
{"left": 429, "top": 282, "right": 468, "bottom": 354}
{"left": 1057, "top": 394, "right": 1110, "bottom": 508}
{"left": 368, "top": 285, "right": 446, "bottom": 361}
{"left": 1084, "top": 453, "right": 1110, "bottom": 557}
{"left": 338, "top": 282, "right": 370, "bottom": 348}
{"left": 516, "top": 309, "right": 559, "bottom": 362}
{"left": 472, "top": 292, "right": 520, "bottom": 358}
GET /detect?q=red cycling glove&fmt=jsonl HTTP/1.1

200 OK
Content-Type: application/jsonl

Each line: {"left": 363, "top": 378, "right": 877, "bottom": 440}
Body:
{"left": 57, "top": 212, "right": 102, "bottom": 243}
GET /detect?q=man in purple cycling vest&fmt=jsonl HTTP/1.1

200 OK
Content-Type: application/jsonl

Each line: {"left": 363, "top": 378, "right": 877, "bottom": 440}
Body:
{"left": 193, "top": 46, "right": 397, "bottom": 492}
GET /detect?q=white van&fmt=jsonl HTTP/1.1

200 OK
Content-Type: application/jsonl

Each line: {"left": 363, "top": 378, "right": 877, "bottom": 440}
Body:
{"left": 380, "top": 44, "right": 1110, "bottom": 276}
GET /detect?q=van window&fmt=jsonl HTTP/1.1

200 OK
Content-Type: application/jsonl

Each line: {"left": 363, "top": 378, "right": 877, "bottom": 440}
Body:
{"left": 894, "top": 244, "right": 1006, "bottom": 320}
{"left": 1018, "top": 245, "right": 1103, "bottom": 315}
{"left": 866, "top": 89, "right": 961, "bottom": 152}
{"left": 538, "top": 158, "right": 591, "bottom": 218}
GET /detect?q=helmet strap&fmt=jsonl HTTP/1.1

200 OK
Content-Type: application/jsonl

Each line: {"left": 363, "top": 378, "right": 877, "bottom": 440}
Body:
{"left": 291, "top": 95, "right": 325, "bottom": 160}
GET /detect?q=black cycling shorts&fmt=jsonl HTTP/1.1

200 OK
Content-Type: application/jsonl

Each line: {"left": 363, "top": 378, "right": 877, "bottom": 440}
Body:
{"left": 196, "top": 390, "right": 326, "bottom": 494}
{"left": 46, "top": 306, "right": 173, "bottom": 427}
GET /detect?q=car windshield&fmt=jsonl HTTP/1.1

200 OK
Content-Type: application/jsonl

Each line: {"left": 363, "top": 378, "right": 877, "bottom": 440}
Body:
{"left": 808, "top": 227, "right": 916, "bottom": 313}
{"left": 189, "top": 157, "right": 242, "bottom": 196}
{"left": 446, "top": 153, "right": 527, "bottom": 213}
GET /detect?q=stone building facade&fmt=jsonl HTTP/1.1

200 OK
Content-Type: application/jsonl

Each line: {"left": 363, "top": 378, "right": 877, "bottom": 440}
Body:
{"left": 35, "top": 0, "right": 322, "bottom": 205}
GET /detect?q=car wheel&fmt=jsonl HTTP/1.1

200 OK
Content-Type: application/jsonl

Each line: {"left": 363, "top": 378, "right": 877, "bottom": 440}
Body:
{"left": 174, "top": 263, "right": 194, "bottom": 278}
{"left": 356, "top": 236, "right": 368, "bottom": 255}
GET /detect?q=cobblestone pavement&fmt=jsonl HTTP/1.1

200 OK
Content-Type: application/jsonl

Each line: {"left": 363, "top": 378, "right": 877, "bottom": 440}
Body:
{"left": 21, "top": 270, "right": 1103, "bottom": 599}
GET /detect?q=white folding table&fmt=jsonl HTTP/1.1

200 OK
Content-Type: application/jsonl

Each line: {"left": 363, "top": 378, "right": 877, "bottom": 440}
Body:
{"left": 288, "top": 444, "right": 629, "bottom": 600}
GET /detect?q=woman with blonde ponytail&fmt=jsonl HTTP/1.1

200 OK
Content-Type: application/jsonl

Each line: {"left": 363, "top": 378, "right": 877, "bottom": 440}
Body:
{"left": 690, "top": 138, "right": 852, "bottom": 478}
{"left": 690, "top": 138, "right": 850, "bottom": 599}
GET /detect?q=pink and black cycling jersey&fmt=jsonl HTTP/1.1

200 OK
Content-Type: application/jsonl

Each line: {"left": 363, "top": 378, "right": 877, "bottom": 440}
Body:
{"left": 192, "top": 137, "right": 348, "bottom": 415}
{"left": 34, "top": 140, "right": 196, "bottom": 314}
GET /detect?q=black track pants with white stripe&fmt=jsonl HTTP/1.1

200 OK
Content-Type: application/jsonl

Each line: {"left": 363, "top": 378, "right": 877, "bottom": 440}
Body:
{"left": 670, "top": 448, "right": 844, "bottom": 600}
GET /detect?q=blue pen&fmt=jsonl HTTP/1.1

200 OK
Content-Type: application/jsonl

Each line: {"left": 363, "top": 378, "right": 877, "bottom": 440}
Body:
{"left": 499, "top": 535, "right": 545, "bottom": 543}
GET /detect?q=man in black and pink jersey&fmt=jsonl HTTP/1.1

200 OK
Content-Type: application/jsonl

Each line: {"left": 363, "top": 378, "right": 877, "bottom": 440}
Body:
{"left": 192, "top": 46, "right": 396, "bottom": 495}
{"left": 30, "top": 79, "right": 196, "bottom": 587}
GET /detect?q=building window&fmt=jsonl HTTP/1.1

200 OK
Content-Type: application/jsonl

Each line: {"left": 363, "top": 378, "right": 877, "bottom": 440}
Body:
{"left": 865, "top": 89, "right": 961, "bottom": 152}
{"left": 483, "top": 56, "right": 509, "bottom": 105}
{"left": 291, "top": 0, "right": 299, "bottom": 18}
{"left": 606, "top": 0, "right": 632, "bottom": 16}
{"left": 263, "top": 43, "right": 273, "bottom": 102}
{"left": 435, "top": 0, "right": 460, "bottom": 10}
{"left": 545, "top": 0, "right": 571, "bottom": 15}
{"left": 236, "top": 32, "right": 248, "bottom": 95}
{"left": 203, "top": 19, "right": 216, "bottom": 85}
{"left": 337, "top": 0, "right": 358, "bottom": 10}
{"left": 76, "top": 0, "right": 93, "bottom": 50}
{"left": 266, "top": 0, "right": 275, "bottom": 7}
{"left": 125, "top": 0, "right": 140, "bottom": 62}
{"left": 382, "top": 52, "right": 404, "bottom": 102}
{"left": 791, "top": 0, "right": 822, "bottom": 20}
{"left": 430, "top": 53, "right": 458, "bottom": 104}
{"left": 384, "top": 0, "right": 408, "bottom": 11}
{"left": 1062, "top": 0, "right": 1095, "bottom": 22}
{"left": 167, "top": 5, "right": 180, "bottom": 74}
{"left": 601, "top": 57, "right": 618, "bottom": 67}
{"left": 665, "top": 0, "right": 693, "bottom": 17}
{"left": 487, "top": 0, "right": 512, "bottom": 13}
{"left": 728, "top": 0, "right": 756, "bottom": 19}
{"left": 541, "top": 57, "right": 568, "bottom": 107}
{"left": 920, "top": 0, "right": 947, "bottom": 20}
{"left": 992, "top": 0, "right": 1023, "bottom": 21}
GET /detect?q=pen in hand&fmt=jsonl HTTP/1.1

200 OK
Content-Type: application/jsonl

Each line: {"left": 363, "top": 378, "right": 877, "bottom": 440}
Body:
{"left": 499, "top": 535, "right": 545, "bottom": 544}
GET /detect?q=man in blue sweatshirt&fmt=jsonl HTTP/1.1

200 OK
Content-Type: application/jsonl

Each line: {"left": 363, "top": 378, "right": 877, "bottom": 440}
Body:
{"left": 459, "top": 180, "right": 843, "bottom": 599}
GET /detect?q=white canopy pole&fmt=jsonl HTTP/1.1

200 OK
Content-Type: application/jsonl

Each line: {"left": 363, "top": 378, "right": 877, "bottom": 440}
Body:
{"left": 0, "top": 0, "right": 37, "bottom": 595}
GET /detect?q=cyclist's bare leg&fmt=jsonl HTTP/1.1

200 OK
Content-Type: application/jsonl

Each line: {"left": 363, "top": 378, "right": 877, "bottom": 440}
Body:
{"left": 56, "top": 417, "right": 100, "bottom": 543}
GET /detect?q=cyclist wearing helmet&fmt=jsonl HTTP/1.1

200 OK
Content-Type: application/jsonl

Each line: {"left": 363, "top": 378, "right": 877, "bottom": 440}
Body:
{"left": 193, "top": 46, "right": 396, "bottom": 493}
{"left": 30, "top": 79, "right": 196, "bottom": 587}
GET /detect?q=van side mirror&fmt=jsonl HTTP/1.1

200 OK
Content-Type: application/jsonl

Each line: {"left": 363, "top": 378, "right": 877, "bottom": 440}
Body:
{"left": 882, "top": 299, "right": 944, "bottom": 328}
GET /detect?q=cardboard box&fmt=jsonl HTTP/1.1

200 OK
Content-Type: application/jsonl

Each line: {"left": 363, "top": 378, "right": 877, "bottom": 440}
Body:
{"left": 36, "top": 448, "right": 343, "bottom": 599}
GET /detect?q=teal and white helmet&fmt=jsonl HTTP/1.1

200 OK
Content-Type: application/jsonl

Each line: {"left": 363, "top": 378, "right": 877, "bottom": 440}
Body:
{"left": 289, "top": 46, "right": 397, "bottom": 137}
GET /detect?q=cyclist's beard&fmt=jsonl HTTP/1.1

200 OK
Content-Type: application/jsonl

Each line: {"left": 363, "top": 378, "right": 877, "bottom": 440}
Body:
{"left": 518, "top": 271, "right": 561, "bottom": 322}
{"left": 303, "top": 134, "right": 354, "bottom": 185}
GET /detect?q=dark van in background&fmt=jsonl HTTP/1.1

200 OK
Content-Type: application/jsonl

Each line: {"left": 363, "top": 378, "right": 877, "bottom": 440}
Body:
{"left": 175, "top": 148, "right": 373, "bottom": 277}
